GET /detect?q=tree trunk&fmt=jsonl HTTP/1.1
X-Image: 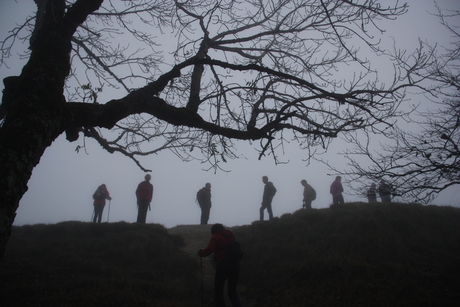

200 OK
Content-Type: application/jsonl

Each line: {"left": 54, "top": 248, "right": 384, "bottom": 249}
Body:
{"left": 0, "top": 73, "right": 67, "bottom": 258}
{"left": 0, "top": 0, "right": 81, "bottom": 259}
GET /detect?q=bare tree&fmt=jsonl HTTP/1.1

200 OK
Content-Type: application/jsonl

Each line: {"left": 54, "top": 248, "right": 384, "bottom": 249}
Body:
{"left": 0, "top": 0, "right": 433, "bottom": 257}
{"left": 326, "top": 5, "right": 459, "bottom": 203}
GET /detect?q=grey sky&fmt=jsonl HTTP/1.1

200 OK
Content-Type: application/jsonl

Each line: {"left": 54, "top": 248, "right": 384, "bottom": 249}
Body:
{"left": 1, "top": 1, "right": 459, "bottom": 228}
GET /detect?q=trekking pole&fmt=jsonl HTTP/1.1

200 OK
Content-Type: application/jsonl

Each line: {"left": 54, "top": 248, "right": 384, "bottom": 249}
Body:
{"left": 200, "top": 255, "right": 204, "bottom": 307}
{"left": 107, "top": 200, "right": 111, "bottom": 223}
{"left": 91, "top": 209, "right": 94, "bottom": 222}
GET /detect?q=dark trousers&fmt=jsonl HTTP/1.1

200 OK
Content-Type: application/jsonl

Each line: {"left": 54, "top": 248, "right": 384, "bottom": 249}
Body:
{"left": 260, "top": 201, "right": 273, "bottom": 221}
{"left": 137, "top": 200, "right": 149, "bottom": 224}
{"left": 380, "top": 194, "right": 391, "bottom": 203}
{"left": 200, "top": 204, "right": 211, "bottom": 225}
{"left": 93, "top": 204, "right": 104, "bottom": 223}
{"left": 333, "top": 193, "right": 344, "bottom": 205}
{"left": 214, "top": 261, "right": 241, "bottom": 307}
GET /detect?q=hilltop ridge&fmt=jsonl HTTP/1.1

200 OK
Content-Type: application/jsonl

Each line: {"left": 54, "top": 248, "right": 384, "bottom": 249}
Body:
{"left": 1, "top": 202, "right": 459, "bottom": 306}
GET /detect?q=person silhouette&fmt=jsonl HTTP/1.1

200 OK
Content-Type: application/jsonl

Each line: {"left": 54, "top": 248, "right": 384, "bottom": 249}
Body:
{"left": 135, "top": 174, "right": 154, "bottom": 223}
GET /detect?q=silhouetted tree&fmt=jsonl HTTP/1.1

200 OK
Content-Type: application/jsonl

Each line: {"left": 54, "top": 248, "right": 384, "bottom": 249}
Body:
{"left": 0, "top": 0, "right": 433, "bottom": 257}
{"left": 327, "top": 6, "right": 459, "bottom": 203}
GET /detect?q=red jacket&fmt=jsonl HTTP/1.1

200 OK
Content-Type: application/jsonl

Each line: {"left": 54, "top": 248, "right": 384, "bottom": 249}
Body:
{"left": 199, "top": 229, "right": 235, "bottom": 263}
{"left": 136, "top": 180, "right": 153, "bottom": 202}
{"left": 93, "top": 186, "right": 111, "bottom": 206}
{"left": 330, "top": 180, "right": 344, "bottom": 195}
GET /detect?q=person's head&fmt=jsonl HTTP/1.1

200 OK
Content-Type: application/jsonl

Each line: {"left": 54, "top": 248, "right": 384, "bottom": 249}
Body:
{"left": 211, "top": 223, "right": 225, "bottom": 234}
{"left": 262, "top": 176, "right": 268, "bottom": 184}
{"left": 335, "top": 176, "right": 342, "bottom": 182}
{"left": 100, "top": 184, "right": 106, "bottom": 188}
{"left": 301, "top": 179, "right": 307, "bottom": 186}
{"left": 145, "top": 174, "right": 151, "bottom": 181}
{"left": 205, "top": 182, "right": 211, "bottom": 189}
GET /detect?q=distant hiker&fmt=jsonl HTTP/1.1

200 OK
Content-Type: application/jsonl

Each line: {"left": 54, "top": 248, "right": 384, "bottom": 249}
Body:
{"left": 378, "top": 180, "right": 392, "bottom": 203}
{"left": 196, "top": 183, "right": 212, "bottom": 225}
{"left": 198, "top": 223, "right": 242, "bottom": 307}
{"left": 136, "top": 174, "right": 154, "bottom": 224}
{"left": 330, "top": 176, "right": 345, "bottom": 205}
{"left": 367, "top": 183, "right": 377, "bottom": 203}
{"left": 92, "top": 184, "right": 112, "bottom": 223}
{"left": 260, "top": 176, "right": 277, "bottom": 221}
{"left": 301, "top": 179, "right": 316, "bottom": 209}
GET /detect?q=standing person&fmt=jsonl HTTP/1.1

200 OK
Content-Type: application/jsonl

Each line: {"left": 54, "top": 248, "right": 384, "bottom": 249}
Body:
{"left": 136, "top": 174, "right": 154, "bottom": 224}
{"left": 198, "top": 223, "right": 242, "bottom": 307}
{"left": 196, "top": 183, "right": 212, "bottom": 225}
{"left": 330, "top": 176, "right": 345, "bottom": 205}
{"left": 301, "top": 179, "right": 316, "bottom": 209}
{"left": 260, "top": 176, "right": 277, "bottom": 221}
{"left": 92, "top": 184, "right": 112, "bottom": 223}
{"left": 378, "top": 180, "right": 392, "bottom": 203}
{"left": 367, "top": 183, "right": 377, "bottom": 203}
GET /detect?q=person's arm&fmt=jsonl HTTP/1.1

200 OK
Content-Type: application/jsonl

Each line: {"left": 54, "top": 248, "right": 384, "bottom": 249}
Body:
{"left": 198, "top": 235, "right": 218, "bottom": 257}
{"left": 105, "top": 188, "right": 112, "bottom": 200}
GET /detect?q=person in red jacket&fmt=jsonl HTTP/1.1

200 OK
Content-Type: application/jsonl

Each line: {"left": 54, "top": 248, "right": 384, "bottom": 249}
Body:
{"left": 198, "top": 223, "right": 242, "bottom": 307}
{"left": 135, "top": 174, "right": 154, "bottom": 223}
{"left": 330, "top": 175, "right": 345, "bottom": 205}
{"left": 92, "top": 184, "right": 112, "bottom": 223}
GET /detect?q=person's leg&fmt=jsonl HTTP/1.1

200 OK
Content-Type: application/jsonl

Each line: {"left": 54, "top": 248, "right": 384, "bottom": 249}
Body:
{"left": 98, "top": 205, "right": 104, "bottom": 223}
{"left": 259, "top": 204, "right": 265, "bottom": 221}
{"left": 92, "top": 205, "right": 97, "bottom": 223}
{"left": 94, "top": 205, "right": 103, "bottom": 223}
{"left": 201, "top": 205, "right": 210, "bottom": 224}
{"left": 214, "top": 264, "right": 227, "bottom": 307}
{"left": 227, "top": 263, "right": 242, "bottom": 307}
{"left": 137, "top": 202, "right": 148, "bottom": 223}
{"left": 267, "top": 202, "right": 273, "bottom": 220}
{"left": 337, "top": 194, "right": 345, "bottom": 205}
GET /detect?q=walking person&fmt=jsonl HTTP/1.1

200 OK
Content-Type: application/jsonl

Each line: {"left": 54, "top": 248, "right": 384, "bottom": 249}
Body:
{"left": 136, "top": 173, "right": 154, "bottom": 224}
{"left": 198, "top": 223, "right": 242, "bottom": 307}
{"left": 92, "top": 184, "right": 112, "bottom": 223}
{"left": 330, "top": 176, "right": 345, "bottom": 205}
{"left": 367, "top": 183, "right": 377, "bottom": 203}
{"left": 260, "top": 176, "right": 277, "bottom": 221}
{"left": 301, "top": 179, "right": 316, "bottom": 209}
{"left": 196, "top": 183, "right": 212, "bottom": 225}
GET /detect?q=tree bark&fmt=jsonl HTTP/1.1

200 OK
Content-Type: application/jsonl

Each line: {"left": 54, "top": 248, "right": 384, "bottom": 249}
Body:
{"left": 0, "top": 0, "right": 104, "bottom": 259}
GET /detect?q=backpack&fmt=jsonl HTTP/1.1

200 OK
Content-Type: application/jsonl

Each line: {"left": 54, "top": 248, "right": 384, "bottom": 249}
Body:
{"left": 311, "top": 187, "right": 317, "bottom": 200}
{"left": 196, "top": 188, "right": 206, "bottom": 205}
{"left": 226, "top": 241, "right": 243, "bottom": 263}
{"left": 93, "top": 187, "right": 105, "bottom": 200}
{"left": 223, "top": 233, "right": 243, "bottom": 263}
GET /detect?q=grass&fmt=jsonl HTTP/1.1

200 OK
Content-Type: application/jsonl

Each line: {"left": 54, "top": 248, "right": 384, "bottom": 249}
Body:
{"left": 235, "top": 203, "right": 460, "bottom": 306}
{"left": 1, "top": 203, "right": 459, "bottom": 306}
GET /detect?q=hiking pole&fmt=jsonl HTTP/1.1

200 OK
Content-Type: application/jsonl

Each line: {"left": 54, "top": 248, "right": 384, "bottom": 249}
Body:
{"left": 200, "top": 255, "right": 204, "bottom": 307}
{"left": 107, "top": 200, "right": 111, "bottom": 223}
{"left": 91, "top": 209, "right": 94, "bottom": 222}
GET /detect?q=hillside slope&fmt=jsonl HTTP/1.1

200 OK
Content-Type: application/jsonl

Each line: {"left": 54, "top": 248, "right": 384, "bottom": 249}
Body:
{"left": 235, "top": 203, "right": 460, "bottom": 306}
{"left": 1, "top": 203, "right": 459, "bottom": 306}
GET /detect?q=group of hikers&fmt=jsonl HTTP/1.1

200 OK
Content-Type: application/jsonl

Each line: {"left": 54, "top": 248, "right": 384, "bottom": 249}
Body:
{"left": 90, "top": 174, "right": 394, "bottom": 307}
{"left": 91, "top": 174, "right": 394, "bottom": 225}
{"left": 366, "top": 180, "right": 393, "bottom": 203}
{"left": 91, "top": 174, "right": 154, "bottom": 224}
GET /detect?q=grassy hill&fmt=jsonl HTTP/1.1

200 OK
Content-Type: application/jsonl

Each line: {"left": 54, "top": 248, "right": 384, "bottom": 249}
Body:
{"left": 1, "top": 203, "right": 459, "bottom": 306}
